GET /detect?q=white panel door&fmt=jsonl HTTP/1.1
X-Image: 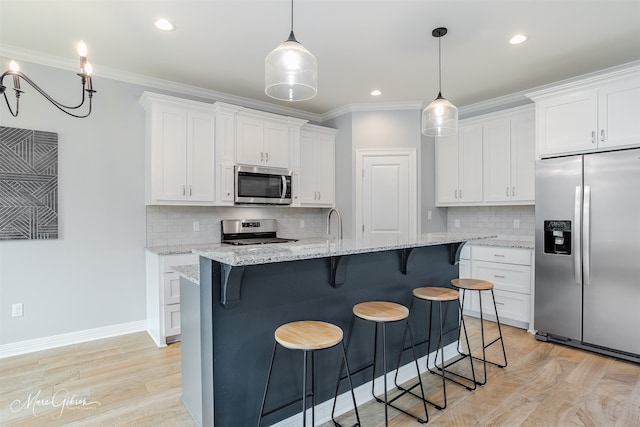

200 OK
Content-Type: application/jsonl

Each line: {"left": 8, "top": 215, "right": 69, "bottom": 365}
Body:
{"left": 511, "top": 110, "right": 535, "bottom": 201}
{"left": 435, "top": 134, "right": 459, "bottom": 204}
{"left": 458, "top": 124, "right": 484, "bottom": 202}
{"left": 263, "top": 120, "right": 290, "bottom": 168}
{"left": 236, "top": 115, "right": 264, "bottom": 166}
{"left": 361, "top": 154, "right": 413, "bottom": 239}
{"left": 187, "top": 111, "right": 215, "bottom": 202}
{"left": 482, "top": 118, "right": 511, "bottom": 202}
{"left": 598, "top": 77, "right": 640, "bottom": 149}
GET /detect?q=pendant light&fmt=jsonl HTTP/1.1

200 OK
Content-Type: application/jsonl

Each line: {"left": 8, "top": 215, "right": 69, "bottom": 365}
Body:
{"left": 265, "top": 0, "right": 317, "bottom": 101}
{"left": 422, "top": 27, "right": 458, "bottom": 137}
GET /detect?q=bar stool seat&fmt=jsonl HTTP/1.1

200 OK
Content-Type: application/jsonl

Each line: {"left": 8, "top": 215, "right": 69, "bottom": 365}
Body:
{"left": 413, "top": 286, "right": 459, "bottom": 301}
{"left": 332, "top": 301, "right": 428, "bottom": 426}
{"left": 275, "top": 321, "right": 343, "bottom": 350}
{"left": 258, "top": 321, "right": 360, "bottom": 427}
{"left": 451, "top": 278, "right": 508, "bottom": 386}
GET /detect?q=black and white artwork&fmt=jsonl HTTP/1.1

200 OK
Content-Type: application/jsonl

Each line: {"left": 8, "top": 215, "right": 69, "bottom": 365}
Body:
{"left": 0, "top": 126, "right": 58, "bottom": 240}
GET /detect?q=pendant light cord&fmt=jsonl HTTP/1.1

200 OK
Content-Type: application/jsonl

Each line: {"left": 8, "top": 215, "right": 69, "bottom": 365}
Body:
{"left": 438, "top": 34, "right": 442, "bottom": 96}
{"left": 291, "top": 0, "right": 294, "bottom": 33}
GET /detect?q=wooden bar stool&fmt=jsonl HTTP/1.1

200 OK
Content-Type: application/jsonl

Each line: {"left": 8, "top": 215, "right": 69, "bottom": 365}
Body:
{"left": 258, "top": 320, "right": 360, "bottom": 427}
{"left": 332, "top": 301, "right": 428, "bottom": 426}
{"left": 396, "top": 287, "right": 476, "bottom": 410}
{"left": 451, "top": 278, "right": 508, "bottom": 385}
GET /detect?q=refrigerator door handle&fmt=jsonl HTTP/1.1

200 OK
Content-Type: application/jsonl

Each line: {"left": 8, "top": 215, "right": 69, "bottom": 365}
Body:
{"left": 574, "top": 186, "right": 583, "bottom": 284}
{"left": 583, "top": 185, "right": 591, "bottom": 285}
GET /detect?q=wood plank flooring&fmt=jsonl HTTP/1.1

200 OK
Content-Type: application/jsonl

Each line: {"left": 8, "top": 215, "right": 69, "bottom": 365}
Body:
{"left": 1, "top": 320, "right": 638, "bottom": 426}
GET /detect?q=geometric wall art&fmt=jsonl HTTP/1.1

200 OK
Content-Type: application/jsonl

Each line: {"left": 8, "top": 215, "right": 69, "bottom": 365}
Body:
{"left": 0, "top": 126, "right": 58, "bottom": 240}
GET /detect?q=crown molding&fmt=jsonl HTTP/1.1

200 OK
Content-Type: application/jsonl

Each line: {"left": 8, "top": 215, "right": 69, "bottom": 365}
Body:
{"left": 0, "top": 44, "right": 323, "bottom": 123}
{"left": 321, "top": 101, "right": 424, "bottom": 122}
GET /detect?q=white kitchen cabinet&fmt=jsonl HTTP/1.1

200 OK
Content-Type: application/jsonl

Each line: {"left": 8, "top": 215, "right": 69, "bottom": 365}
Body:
{"left": 459, "top": 245, "right": 534, "bottom": 330}
{"left": 483, "top": 106, "right": 535, "bottom": 203}
{"left": 145, "top": 251, "right": 198, "bottom": 347}
{"left": 212, "top": 103, "right": 242, "bottom": 206}
{"left": 299, "top": 125, "right": 336, "bottom": 207}
{"left": 435, "top": 124, "right": 483, "bottom": 205}
{"left": 236, "top": 113, "right": 291, "bottom": 169}
{"left": 528, "top": 69, "right": 640, "bottom": 158}
{"left": 140, "top": 92, "right": 216, "bottom": 205}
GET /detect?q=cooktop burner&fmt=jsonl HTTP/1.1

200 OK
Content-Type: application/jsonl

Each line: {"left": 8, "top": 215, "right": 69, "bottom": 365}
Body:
{"left": 221, "top": 219, "right": 298, "bottom": 246}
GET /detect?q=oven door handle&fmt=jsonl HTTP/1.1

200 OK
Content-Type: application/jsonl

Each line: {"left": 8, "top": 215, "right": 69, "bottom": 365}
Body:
{"left": 281, "top": 175, "right": 287, "bottom": 199}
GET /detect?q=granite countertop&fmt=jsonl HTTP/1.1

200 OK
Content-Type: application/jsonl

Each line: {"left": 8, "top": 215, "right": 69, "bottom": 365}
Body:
{"left": 146, "top": 243, "right": 218, "bottom": 255}
{"left": 192, "top": 232, "right": 496, "bottom": 267}
{"left": 466, "top": 238, "right": 534, "bottom": 250}
{"left": 172, "top": 264, "right": 200, "bottom": 284}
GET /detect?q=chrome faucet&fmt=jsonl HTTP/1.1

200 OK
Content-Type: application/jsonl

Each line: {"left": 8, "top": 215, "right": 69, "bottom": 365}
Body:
{"left": 327, "top": 208, "right": 343, "bottom": 240}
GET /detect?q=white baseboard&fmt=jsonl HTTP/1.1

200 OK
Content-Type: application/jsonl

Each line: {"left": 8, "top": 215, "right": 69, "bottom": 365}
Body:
{"left": 272, "top": 341, "right": 459, "bottom": 427}
{"left": 0, "top": 320, "right": 147, "bottom": 358}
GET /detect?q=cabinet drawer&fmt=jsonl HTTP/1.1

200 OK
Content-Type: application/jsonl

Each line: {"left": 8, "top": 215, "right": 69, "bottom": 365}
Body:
{"left": 164, "top": 304, "right": 181, "bottom": 336}
{"left": 159, "top": 254, "right": 198, "bottom": 273}
{"left": 472, "top": 261, "right": 531, "bottom": 294}
{"left": 162, "top": 272, "right": 181, "bottom": 305}
{"left": 472, "top": 246, "right": 531, "bottom": 265}
{"left": 461, "top": 289, "right": 530, "bottom": 323}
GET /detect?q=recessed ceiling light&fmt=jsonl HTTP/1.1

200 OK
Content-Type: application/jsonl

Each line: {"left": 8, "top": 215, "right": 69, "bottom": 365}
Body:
{"left": 154, "top": 18, "right": 175, "bottom": 31}
{"left": 509, "top": 34, "right": 528, "bottom": 45}
{"left": 370, "top": 90, "right": 382, "bottom": 96}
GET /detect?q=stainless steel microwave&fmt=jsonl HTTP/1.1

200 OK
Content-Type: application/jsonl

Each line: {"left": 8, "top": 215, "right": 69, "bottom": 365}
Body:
{"left": 235, "top": 165, "right": 292, "bottom": 205}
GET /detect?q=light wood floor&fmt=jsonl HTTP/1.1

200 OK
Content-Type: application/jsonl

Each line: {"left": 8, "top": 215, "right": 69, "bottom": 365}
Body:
{"left": 1, "top": 320, "right": 639, "bottom": 426}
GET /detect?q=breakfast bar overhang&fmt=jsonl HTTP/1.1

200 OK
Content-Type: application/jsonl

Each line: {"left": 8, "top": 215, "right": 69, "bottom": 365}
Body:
{"left": 181, "top": 233, "right": 494, "bottom": 426}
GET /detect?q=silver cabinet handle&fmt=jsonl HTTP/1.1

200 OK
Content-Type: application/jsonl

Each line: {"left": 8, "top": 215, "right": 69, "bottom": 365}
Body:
{"left": 512, "top": 186, "right": 515, "bottom": 197}
{"left": 494, "top": 274, "right": 505, "bottom": 279}
{"left": 495, "top": 302, "right": 505, "bottom": 306}
{"left": 600, "top": 129, "right": 605, "bottom": 142}
{"left": 506, "top": 186, "right": 509, "bottom": 197}
{"left": 459, "top": 188, "right": 463, "bottom": 199}
{"left": 493, "top": 254, "right": 505, "bottom": 257}
{"left": 591, "top": 131, "right": 596, "bottom": 144}
{"left": 454, "top": 189, "right": 458, "bottom": 199}
{"left": 261, "top": 152, "right": 264, "bottom": 162}
{"left": 189, "top": 185, "right": 192, "bottom": 196}
{"left": 265, "top": 152, "right": 269, "bottom": 162}
{"left": 318, "top": 191, "right": 321, "bottom": 200}
{"left": 182, "top": 185, "right": 186, "bottom": 196}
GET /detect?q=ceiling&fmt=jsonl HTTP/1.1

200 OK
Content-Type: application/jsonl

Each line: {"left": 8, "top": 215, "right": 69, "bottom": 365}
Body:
{"left": 1, "top": 1, "right": 639, "bottom": 116}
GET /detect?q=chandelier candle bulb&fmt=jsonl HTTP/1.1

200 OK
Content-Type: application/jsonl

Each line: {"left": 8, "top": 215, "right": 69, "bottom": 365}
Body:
{"left": 77, "top": 41, "right": 88, "bottom": 74}
{"left": 9, "top": 60, "right": 20, "bottom": 89}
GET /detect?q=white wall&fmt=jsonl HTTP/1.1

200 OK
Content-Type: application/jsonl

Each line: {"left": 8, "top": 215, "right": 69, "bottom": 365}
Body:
{"left": 0, "top": 59, "right": 149, "bottom": 345}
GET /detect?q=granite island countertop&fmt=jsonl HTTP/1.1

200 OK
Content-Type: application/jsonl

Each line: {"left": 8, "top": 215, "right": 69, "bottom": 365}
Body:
{"left": 172, "top": 264, "right": 200, "bottom": 284}
{"left": 192, "top": 232, "right": 496, "bottom": 267}
{"left": 465, "top": 238, "right": 534, "bottom": 250}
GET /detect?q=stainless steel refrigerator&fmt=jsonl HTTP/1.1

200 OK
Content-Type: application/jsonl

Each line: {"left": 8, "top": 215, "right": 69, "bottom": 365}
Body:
{"left": 535, "top": 148, "right": 640, "bottom": 363}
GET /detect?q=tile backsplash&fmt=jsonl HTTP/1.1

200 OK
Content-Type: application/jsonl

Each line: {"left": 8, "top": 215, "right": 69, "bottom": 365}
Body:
{"left": 447, "top": 206, "right": 535, "bottom": 240}
{"left": 146, "top": 206, "right": 327, "bottom": 247}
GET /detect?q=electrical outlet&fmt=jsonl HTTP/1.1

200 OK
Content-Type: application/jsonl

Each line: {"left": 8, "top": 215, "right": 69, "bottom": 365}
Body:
{"left": 193, "top": 221, "right": 200, "bottom": 232}
{"left": 12, "top": 303, "right": 23, "bottom": 317}
{"left": 300, "top": 219, "right": 305, "bottom": 228}
{"left": 513, "top": 219, "right": 520, "bottom": 229}
{"left": 454, "top": 219, "right": 460, "bottom": 228}
{"left": 427, "top": 210, "right": 432, "bottom": 220}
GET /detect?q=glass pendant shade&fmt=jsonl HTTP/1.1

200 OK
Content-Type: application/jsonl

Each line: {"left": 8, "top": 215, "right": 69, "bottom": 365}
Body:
{"left": 265, "top": 31, "right": 317, "bottom": 101}
{"left": 421, "top": 93, "right": 458, "bottom": 137}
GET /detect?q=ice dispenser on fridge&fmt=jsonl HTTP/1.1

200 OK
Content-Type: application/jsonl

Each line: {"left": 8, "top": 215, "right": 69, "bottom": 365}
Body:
{"left": 544, "top": 220, "right": 571, "bottom": 255}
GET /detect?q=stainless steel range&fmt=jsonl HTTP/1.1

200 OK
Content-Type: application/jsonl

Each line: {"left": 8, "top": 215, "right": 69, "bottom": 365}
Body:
{"left": 221, "top": 219, "right": 298, "bottom": 245}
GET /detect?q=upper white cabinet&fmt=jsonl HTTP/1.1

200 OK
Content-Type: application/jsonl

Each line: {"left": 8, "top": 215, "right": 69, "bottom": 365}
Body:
{"left": 298, "top": 125, "right": 336, "bottom": 207}
{"left": 436, "top": 123, "right": 484, "bottom": 205}
{"left": 483, "top": 107, "right": 535, "bottom": 203}
{"left": 528, "top": 68, "right": 640, "bottom": 158}
{"left": 140, "top": 92, "right": 216, "bottom": 205}
{"left": 235, "top": 111, "right": 306, "bottom": 169}
{"left": 436, "top": 105, "right": 535, "bottom": 207}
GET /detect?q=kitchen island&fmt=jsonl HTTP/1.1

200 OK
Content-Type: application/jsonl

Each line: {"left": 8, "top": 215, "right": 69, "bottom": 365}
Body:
{"left": 181, "top": 233, "right": 494, "bottom": 426}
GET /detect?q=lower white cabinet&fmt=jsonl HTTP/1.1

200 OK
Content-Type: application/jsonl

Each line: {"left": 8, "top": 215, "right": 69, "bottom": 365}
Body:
{"left": 459, "top": 244, "right": 534, "bottom": 330}
{"left": 145, "top": 251, "right": 198, "bottom": 347}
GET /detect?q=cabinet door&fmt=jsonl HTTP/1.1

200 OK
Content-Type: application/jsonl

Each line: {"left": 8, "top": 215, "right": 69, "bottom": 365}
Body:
{"left": 598, "top": 77, "right": 640, "bottom": 149}
{"left": 482, "top": 118, "right": 511, "bottom": 202}
{"left": 236, "top": 115, "right": 264, "bottom": 166}
{"left": 459, "top": 124, "right": 483, "bottom": 202}
{"left": 263, "top": 120, "right": 290, "bottom": 168}
{"left": 510, "top": 111, "right": 535, "bottom": 202}
{"left": 186, "top": 111, "right": 215, "bottom": 202}
{"left": 315, "top": 134, "right": 335, "bottom": 205}
{"left": 435, "top": 134, "right": 459, "bottom": 205}
{"left": 299, "top": 132, "right": 317, "bottom": 204}
{"left": 153, "top": 106, "right": 187, "bottom": 201}
{"left": 536, "top": 90, "right": 598, "bottom": 156}
{"left": 219, "top": 163, "right": 235, "bottom": 203}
